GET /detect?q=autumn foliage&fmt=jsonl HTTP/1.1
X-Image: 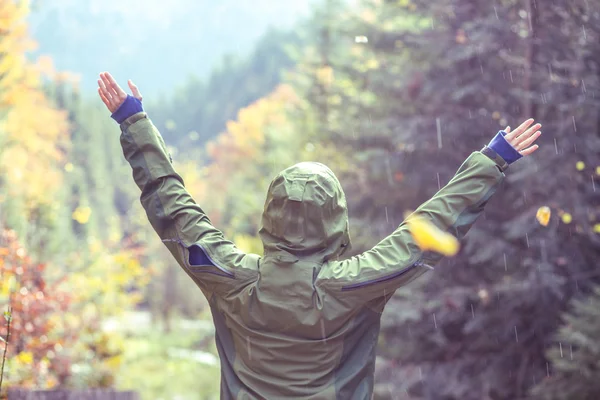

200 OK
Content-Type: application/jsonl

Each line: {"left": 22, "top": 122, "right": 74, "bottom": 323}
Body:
{"left": 0, "top": 229, "right": 74, "bottom": 390}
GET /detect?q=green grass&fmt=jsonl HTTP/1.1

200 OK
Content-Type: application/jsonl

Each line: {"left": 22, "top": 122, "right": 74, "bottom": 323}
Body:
{"left": 113, "top": 313, "right": 221, "bottom": 400}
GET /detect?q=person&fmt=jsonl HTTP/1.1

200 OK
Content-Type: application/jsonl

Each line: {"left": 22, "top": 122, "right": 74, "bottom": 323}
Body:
{"left": 97, "top": 71, "right": 541, "bottom": 399}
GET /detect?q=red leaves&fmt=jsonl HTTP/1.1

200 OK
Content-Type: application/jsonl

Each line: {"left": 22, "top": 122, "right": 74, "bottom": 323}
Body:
{"left": 0, "top": 229, "right": 75, "bottom": 386}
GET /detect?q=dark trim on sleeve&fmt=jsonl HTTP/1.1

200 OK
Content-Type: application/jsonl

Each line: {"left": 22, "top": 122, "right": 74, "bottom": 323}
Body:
{"left": 481, "top": 145, "right": 509, "bottom": 172}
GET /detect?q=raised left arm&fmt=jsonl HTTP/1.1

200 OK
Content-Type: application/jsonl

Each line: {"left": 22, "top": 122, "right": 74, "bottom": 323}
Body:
{"left": 98, "top": 72, "right": 259, "bottom": 298}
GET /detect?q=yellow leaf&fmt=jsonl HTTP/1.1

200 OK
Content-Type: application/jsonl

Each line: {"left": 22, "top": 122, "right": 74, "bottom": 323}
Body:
{"left": 16, "top": 351, "right": 34, "bottom": 365}
{"left": 594, "top": 224, "right": 600, "bottom": 234}
{"left": 561, "top": 213, "right": 572, "bottom": 224}
{"left": 316, "top": 66, "right": 334, "bottom": 87}
{"left": 595, "top": 166, "right": 600, "bottom": 176}
{"left": 72, "top": 206, "right": 91, "bottom": 224}
{"left": 407, "top": 215, "right": 460, "bottom": 256}
{"left": 576, "top": 161, "right": 585, "bottom": 171}
{"left": 536, "top": 206, "right": 551, "bottom": 227}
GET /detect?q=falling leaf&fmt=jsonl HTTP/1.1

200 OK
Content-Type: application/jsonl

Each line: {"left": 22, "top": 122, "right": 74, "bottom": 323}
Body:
{"left": 595, "top": 166, "right": 600, "bottom": 176}
{"left": 16, "top": 351, "right": 34, "bottom": 365}
{"left": 72, "top": 206, "right": 92, "bottom": 224}
{"left": 407, "top": 215, "right": 460, "bottom": 256}
{"left": 561, "top": 213, "right": 572, "bottom": 224}
{"left": 536, "top": 206, "right": 551, "bottom": 226}
{"left": 594, "top": 224, "right": 600, "bottom": 233}
{"left": 576, "top": 161, "right": 585, "bottom": 171}
{"left": 64, "top": 162, "right": 73, "bottom": 172}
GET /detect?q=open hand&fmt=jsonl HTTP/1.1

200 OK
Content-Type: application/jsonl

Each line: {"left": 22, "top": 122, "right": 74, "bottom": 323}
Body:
{"left": 504, "top": 118, "right": 541, "bottom": 156}
{"left": 97, "top": 72, "right": 142, "bottom": 113}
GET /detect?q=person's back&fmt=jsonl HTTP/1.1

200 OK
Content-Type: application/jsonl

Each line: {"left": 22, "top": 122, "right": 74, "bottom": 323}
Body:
{"left": 209, "top": 162, "right": 391, "bottom": 398}
{"left": 97, "top": 72, "right": 541, "bottom": 399}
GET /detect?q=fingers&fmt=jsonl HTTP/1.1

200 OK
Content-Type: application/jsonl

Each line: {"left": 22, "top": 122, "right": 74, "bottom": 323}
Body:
{"left": 128, "top": 79, "right": 143, "bottom": 101}
{"left": 505, "top": 126, "right": 511, "bottom": 134}
{"left": 520, "top": 144, "right": 539, "bottom": 156}
{"left": 512, "top": 122, "right": 541, "bottom": 148}
{"left": 97, "top": 72, "right": 127, "bottom": 112}
{"left": 98, "top": 88, "right": 111, "bottom": 108}
{"left": 102, "top": 72, "right": 126, "bottom": 98}
{"left": 505, "top": 118, "right": 541, "bottom": 150}
{"left": 505, "top": 118, "right": 534, "bottom": 141}
{"left": 515, "top": 129, "right": 541, "bottom": 151}
{"left": 98, "top": 78, "right": 117, "bottom": 111}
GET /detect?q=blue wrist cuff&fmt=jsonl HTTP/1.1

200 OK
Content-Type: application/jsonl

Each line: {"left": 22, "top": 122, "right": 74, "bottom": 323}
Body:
{"left": 111, "top": 95, "right": 144, "bottom": 124}
{"left": 487, "top": 130, "right": 522, "bottom": 165}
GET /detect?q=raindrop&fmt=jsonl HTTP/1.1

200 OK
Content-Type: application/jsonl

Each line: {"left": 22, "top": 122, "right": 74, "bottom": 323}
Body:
{"left": 514, "top": 326, "right": 519, "bottom": 342}
{"left": 548, "top": 63, "right": 553, "bottom": 80}
{"left": 504, "top": 253, "right": 507, "bottom": 271}
{"left": 525, "top": 233, "right": 530, "bottom": 248}
{"left": 433, "top": 313, "right": 437, "bottom": 329}
{"left": 436, "top": 173, "right": 441, "bottom": 190}
{"left": 592, "top": 175, "right": 596, "bottom": 192}
{"left": 480, "top": 64, "right": 484, "bottom": 75}
{"left": 436, "top": 118, "right": 442, "bottom": 149}
{"left": 419, "top": 367, "right": 423, "bottom": 380}
{"left": 572, "top": 116, "right": 577, "bottom": 132}
{"left": 582, "top": 25, "right": 587, "bottom": 40}
{"left": 554, "top": 138, "right": 558, "bottom": 154}
{"left": 494, "top": 6, "right": 499, "bottom": 19}
{"left": 471, "top": 303, "right": 475, "bottom": 318}
{"left": 385, "top": 207, "right": 389, "bottom": 224}
{"left": 509, "top": 70, "right": 514, "bottom": 83}
{"left": 559, "top": 342, "right": 563, "bottom": 358}
{"left": 582, "top": 79, "right": 587, "bottom": 93}
{"left": 570, "top": 345, "right": 573, "bottom": 360}
{"left": 546, "top": 362, "right": 550, "bottom": 377}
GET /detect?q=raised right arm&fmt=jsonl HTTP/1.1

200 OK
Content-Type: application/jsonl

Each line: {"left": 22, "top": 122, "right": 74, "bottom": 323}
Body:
{"left": 317, "top": 119, "right": 542, "bottom": 303}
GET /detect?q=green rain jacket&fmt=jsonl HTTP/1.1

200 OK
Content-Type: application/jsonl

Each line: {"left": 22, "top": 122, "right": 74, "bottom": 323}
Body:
{"left": 119, "top": 112, "right": 508, "bottom": 399}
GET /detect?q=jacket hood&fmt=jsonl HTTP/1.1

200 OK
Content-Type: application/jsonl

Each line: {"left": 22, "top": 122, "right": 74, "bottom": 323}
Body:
{"left": 258, "top": 162, "right": 352, "bottom": 263}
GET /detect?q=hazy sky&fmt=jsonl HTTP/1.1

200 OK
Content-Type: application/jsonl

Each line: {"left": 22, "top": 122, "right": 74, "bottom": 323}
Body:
{"left": 27, "top": 0, "right": 315, "bottom": 96}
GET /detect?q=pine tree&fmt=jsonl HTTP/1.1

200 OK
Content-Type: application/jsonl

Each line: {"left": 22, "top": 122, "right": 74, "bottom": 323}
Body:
{"left": 530, "top": 285, "right": 600, "bottom": 400}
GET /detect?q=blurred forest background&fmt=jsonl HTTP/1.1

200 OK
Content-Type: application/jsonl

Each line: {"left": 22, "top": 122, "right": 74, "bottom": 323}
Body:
{"left": 0, "top": 0, "right": 599, "bottom": 399}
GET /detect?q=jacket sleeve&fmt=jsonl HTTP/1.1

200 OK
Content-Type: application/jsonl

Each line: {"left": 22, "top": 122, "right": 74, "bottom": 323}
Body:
{"left": 119, "top": 112, "right": 258, "bottom": 297}
{"left": 316, "top": 148, "right": 506, "bottom": 303}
